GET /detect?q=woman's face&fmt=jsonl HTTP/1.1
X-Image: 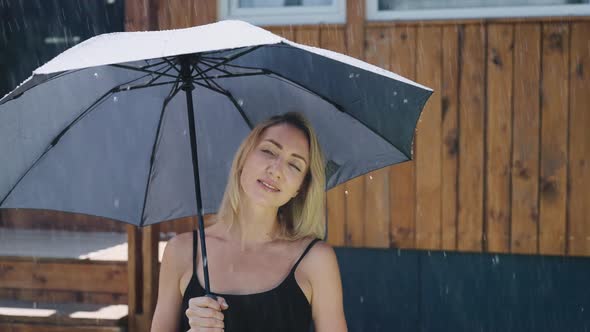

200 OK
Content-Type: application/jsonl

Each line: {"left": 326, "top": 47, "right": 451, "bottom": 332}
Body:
{"left": 239, "top": 123, "right": 310, "bottom": 209}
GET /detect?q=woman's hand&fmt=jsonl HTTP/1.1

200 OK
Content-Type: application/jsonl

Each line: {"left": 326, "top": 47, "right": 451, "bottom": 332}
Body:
{"left": 186, "top": 295, "right": 229, "bottom": 332}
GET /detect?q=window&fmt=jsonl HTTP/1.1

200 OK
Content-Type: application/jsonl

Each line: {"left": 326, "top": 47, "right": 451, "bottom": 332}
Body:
{"left": 367, "top": 0, "right": 590, "bottom": 21}
{"left": 219, "top": 0, "right": 346, "bottom": 25}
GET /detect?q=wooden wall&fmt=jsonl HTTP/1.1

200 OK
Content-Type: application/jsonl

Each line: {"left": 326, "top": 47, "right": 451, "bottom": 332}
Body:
{"left": 131, "top": 1, "right": 589, "bottom": 258}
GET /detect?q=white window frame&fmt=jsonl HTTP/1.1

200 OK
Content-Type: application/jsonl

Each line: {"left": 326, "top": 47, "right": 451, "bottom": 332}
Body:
{"left": 367, "top": 1, "right": 590, "bottom": 21}
{"left": 218, "top": 0, "right": 346, "bottom": 25}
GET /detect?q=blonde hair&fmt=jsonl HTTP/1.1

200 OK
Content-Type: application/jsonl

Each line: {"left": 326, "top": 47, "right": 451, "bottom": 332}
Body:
{"left": 215, "top": 112, "right": 326, "bottom": 241}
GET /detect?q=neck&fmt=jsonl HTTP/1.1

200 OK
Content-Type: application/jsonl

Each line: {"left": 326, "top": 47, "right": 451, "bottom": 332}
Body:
{"left": 223, "top": 196, "right": 281, "bottom": 250}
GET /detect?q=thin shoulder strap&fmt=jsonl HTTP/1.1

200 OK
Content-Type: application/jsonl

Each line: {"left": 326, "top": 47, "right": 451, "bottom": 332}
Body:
{"left": 290, "top": 238, "right": 321, "bottom": 274}
{"left": 192, "top": 230, "right": 198, "bottom": 277}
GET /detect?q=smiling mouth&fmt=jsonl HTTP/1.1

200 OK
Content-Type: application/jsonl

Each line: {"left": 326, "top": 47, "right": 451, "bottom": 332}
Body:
{"left": 258, "top": 180, "right": 280, "bottom": 192}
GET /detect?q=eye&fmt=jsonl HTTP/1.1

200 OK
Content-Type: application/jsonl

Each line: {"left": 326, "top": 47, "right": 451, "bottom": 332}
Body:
{"left": 262, "top": 149, "right": 275, "bottom": 156}
{"left": 289, "top": 163, "right": 302, "bottom": 172}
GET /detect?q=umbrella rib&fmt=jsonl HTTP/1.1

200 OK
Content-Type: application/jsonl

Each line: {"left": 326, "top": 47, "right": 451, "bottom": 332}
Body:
{"left": 0, "top": 75, "right": 176, "bottom": 206}
{"left": 163, "top": 57, "right": 181, "bottom": 75}
{"left": 221, "top": 62, "right": 346, "bottom": 112}
{"left": 141, "top": 59, "right": 171, "bottom": 70}
{"left": 198, "top": 45, "right": 263, "bottom": 76}
{"left": 0, "top": 91, "right": 111, "bottom": 206}
{"left": 110, "top": 64, "right": 179, "bottom": 79}
{"left": 190, "top": 80, "right": 254, "bottom": 130}
{"left": 192, "top": 63, "right": 215, "bottom": 90}
{"left": 138, "top": 78, "right": 183, "bottom": 226}
{"left": 198, "top": 59, "right": 233, "bottom": 75}
{"left": 216, "top": 64, "right": 410, "bottom": 157}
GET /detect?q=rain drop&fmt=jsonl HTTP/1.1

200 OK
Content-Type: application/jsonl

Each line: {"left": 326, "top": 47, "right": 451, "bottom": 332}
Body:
{"left": 369, "top": 175, "right": 373, "bottom": 180}
{"left": 359, "top": 296, "right": 364, "bottom": 304}
{"left": 183, "top": 130, "right": 187, "bottom": 136}
{"left": 581, "top": 307, "right": 585, "bottom": 312}
{"left": 492, "top": 255, "right": 500, "bottom": 265}
{"left": 393, "top": 91, "right": 398, "bottom": 96}
{"left": 403, "top": 98, "right": 408, "bottom": 104}
{"left": 349, "top": 73, "right": 354, "bottom": 78}
{"left": 114, "top": 199, "right": 119, "bottom": 208}
{"left": 355, "top": 73, "right": 360, "bottom": 78}
{"left": 237, "top": 99, "right": 244, "bottom": 106}
{"left": 113, "top": 96, "right": 118, "bottom": 102}
{"left": 397, "top": 249, "right": 401, "bottom": 256}
{"left": 445, "top": 285, "right": 449, "bottom": 294}
{"left": 512, "top": 273, "right": 517, "bottom": 279}
{"left": 344, "top": 190, "right": 349, "bottom": 195}
{"left": 93, "top": 72, "right": 99, "bottom": 78}
{"left": 427, "top": 251, "right": 431, "bottom": 256}
{"left": 443, "top": 251, "right": 447, "bottom": 257}
{"left": 126, "top": 86, "right": 131, "bottom": 91}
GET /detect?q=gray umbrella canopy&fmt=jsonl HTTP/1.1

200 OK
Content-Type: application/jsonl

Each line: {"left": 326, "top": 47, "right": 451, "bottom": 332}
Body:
{"left": 0, "top": 20, "right": 432, "bottom": 228}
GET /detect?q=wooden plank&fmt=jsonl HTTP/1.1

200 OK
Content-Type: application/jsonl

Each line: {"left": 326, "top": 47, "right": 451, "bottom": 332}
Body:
{"left": 320, "top": 26, "right": 346, "bottom": 53}
{"left": 141, "top": 226, "right": 158, "bottom": 320}
{"left": 389, "top": 26, "right": 417, "bottom": 249}
{"left": 124, "top": 0, "right": 153, "bottom": 31}
{"left": 321, "top": 26, "right": 347, "bottom": 247}
{"left": 0, "top": 288, "right": 126, "bottom": 305}
{"left": 265, "top": 26, "right": 296, "bottom": 41}
{"left": 346, "top": 0, "right": 365, "bottom": 59}
{"left": 539, "top": 23, "right": 569, "bottom": 255}
{"left": 126, "top": 224, "right": 140, "bottom": 332}
{"left": 0, "top": 258, "right": 127, "bottom": 294}
{"left": 0, "top": 301, "right": 126, "bottom": 327}
{"left": 363, "top": 169, "right": 390, "bottom": 248}
{"left": 363, "top": 27, "right": 391, "bottom": 248}
{"left": 415, "top": 26, "right": 442, "bottom": 250}
{"left": 0, "top": 209, "right": 125, "bottom": 232}
{"left": 0, "top": 324, "right": 123, "bottom": 332}
{"left": 295, "top": 26, "right": 321, "bottom": 47}
{"left": 190, "top": 0, "right": 217, "bottom": 26}
{"left": 567, "top": 22, "right": 590, "bottom": 257}
{"left": 326, "top": 184, "right": 346, "bottom": 246}
{"left": 441, "top": 26, "right": 460, "bottom": 251}
{"left": 344, "top": 177, "right": 365, "bottom": 247}
{"left": 511, "top": 23, "right": 541, "bottom": 255}
{"left": 457, "top": 24, "right": 486, "bottom": 252}
{"left": 485, "top": 24, "right": 514, "bottom": 253}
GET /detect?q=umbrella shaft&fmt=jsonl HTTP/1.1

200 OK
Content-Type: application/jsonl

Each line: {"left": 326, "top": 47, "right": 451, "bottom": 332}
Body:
{"left": 180, "top": 55, "right": 215, "bottom": 299}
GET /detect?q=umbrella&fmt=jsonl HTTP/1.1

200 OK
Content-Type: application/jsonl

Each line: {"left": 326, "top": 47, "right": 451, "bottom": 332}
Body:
{"left": 0, "top": 20, "right": 432, "bottom": 296}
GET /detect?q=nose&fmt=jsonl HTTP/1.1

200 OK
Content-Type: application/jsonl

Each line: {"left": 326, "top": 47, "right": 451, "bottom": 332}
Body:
{"left": 266, "top": 159, "right": 283, "bottom": 180}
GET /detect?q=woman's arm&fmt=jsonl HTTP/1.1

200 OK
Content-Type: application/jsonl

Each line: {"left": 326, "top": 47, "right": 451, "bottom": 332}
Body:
{"left": 306, "top": 241, "right": 348, "bottom": 332}
{"left": 150, "top": 234, "right": 186, "bottom": 331}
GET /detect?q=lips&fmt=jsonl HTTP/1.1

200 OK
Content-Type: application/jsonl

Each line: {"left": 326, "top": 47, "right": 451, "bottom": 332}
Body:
{"left": 257, "top": 179, "right": 280, "bottom": 192}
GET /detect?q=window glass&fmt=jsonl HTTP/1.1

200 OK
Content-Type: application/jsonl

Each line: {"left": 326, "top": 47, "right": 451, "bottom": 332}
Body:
{"left": 239, "top": 0, "right": 333, "bottom": 8}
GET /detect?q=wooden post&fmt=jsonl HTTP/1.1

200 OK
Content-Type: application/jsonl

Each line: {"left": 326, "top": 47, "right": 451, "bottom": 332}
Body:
{"left": 126, "top": 225, "right": 142, "bottom": 332}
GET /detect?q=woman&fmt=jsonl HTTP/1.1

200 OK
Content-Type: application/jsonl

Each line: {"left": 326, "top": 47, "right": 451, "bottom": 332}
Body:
{"left": 151, "top": 112, "right": 348, "bottom": 332}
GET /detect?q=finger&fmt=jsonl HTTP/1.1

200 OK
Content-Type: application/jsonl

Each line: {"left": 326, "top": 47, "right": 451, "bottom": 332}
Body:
{"left": 189, "top": 296, "right": 222, "bottom": 311}
{"left": 188, "top": 316, "right": 224, "bottom": 329}
{"left": 189, "top": 306, "right": 224, "bottom": 321}
{"left": 216, "top": 296, "right": 229, "bottom": 310}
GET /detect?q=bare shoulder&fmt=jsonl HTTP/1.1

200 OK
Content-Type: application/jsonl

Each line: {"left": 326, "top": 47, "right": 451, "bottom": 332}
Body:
{"left": 161, "top": 231, "right": 194, "bottom": 273}
{"left": 307, "top": 240, "right": 337, "bottom": 266}
{"left": 298, "top": 239, "right": 339, "bottom": 279}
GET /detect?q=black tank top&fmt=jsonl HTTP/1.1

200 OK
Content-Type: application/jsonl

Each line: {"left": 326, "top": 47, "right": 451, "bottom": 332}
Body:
{"left": 179, "top": 230, "right": 320, "bottom": 332}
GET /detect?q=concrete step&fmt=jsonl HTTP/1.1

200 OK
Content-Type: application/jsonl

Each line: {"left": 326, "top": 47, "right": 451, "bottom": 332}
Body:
{"left": 0, "top": 300, "right": 127, "bottom": 331}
